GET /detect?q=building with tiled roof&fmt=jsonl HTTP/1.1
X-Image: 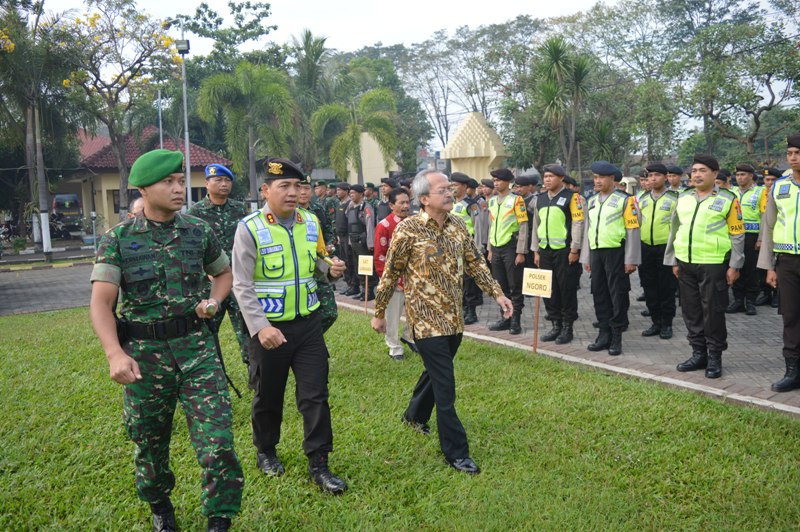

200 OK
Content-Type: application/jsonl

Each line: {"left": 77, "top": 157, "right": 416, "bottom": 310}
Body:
{"left": 60, "top": 127, "right": 232, "bottom": 229}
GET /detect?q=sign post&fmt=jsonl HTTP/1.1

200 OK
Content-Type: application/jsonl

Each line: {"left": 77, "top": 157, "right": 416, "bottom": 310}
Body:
{"left": 521, "top": 268, "right": 553, "bottom": 353}
{"left": 358, "top": 255, "right": 374, "bottom": 314}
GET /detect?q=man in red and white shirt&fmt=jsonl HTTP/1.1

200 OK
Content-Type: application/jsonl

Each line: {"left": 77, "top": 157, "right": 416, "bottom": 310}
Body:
{"left": 374, "top": 188, "right": 414, "bottom": 359}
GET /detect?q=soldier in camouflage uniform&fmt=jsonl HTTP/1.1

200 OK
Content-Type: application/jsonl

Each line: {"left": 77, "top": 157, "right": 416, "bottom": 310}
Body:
{"left": 322, "top": 182, "right": 340, "bottom": 250}
{"left": 188, "top": 164, "right": 251, "bottom": 365}
{"left": 89, "top": 149, "right": 243, "bottom": 532}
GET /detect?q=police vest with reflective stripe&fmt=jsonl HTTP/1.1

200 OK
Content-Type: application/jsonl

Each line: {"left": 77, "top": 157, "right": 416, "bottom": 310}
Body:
{"left": 535, "top": 188, "right": 573, "bottom": 250}
{"left": 243, "top": 210, "right": 320, "bottom": 321}
{"left": 673, "top": 189, "right": 735, "bottom": 264}
{"left": 488, "top": 193, "right": 520, "bottom": 247}
{"left": 733, "top": 184, "right": 764, "bottom": 233}
{"left": 452, "top": 197, "right": 476, "bottom": 235}
{"left": 639, "top": 190, "right": 678, "bottom": 246}
{"left": 771, "top": 177, "right": 800, "bottom": 254}
{"left": 587, "top": 190, "right": 629, "bottom": 250}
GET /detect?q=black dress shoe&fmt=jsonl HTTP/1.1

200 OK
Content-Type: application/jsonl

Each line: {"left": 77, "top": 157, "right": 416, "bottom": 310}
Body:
{"left": 351, "top": 291, "right": 365, "bottom": 300}
{"left": 257, "top": 451, "right": 285, "bottom": 477}
{"left": 463, "top": 307, "right": 478, "bottom": 325}
{"left": 745, "top": 301, "right": 757, "bottom": 315}
{"left": 151, "top": 500, "right": 176, "bottom": 532}
{"left": 641, "top": 323, "right": 661, "bottom": 337}
{"left": 447, "top": 457, "right": 480, "bottom": 474}
{"left": 309, "top": 455, "right": 348, "bottom": 494}
{"left": 207, "top": 517, "right": 231, "bottom": 532}
{"left": 677, "top": 351, "right": 707, "bottom": 372}
{"left": 402, "top": 414, "right": 431, "bottom": 435}
{"left": 726, "top": 299, "right": 744, "bottom": 313}
{"left": 488, "top": 318, "right": 511, "bottom": 331}
{"left": 659, "top": 326, "right": 673, "bottom": 339}
{"left": 400, "top": 337, "right": 419, "bottom": 353}
{"left": 587, "top": 330, "right": 611, "bottom": 352}
{"left": 343, "top": 287, "right": 359, "bottom": 296}
{"left": 754, "top": 292, "right": 770, "bottom": 306}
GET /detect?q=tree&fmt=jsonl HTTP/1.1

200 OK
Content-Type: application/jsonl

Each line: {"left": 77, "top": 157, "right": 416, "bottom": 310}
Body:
{"left": 197, "top": 61, "right": 294, "bottom": 201}
{"left": 311, "top": 88, "right": 397, "bottom": 184}
{"left": 64, "top": 0, "right": 176, "bottom": 219}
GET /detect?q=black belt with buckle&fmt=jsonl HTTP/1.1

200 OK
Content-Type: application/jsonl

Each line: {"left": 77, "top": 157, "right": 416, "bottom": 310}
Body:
{"left": 126, "top": 316, "right": 204, "bottom": 341}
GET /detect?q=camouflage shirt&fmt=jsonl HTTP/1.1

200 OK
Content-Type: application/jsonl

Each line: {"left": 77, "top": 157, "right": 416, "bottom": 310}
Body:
{"left": 90, "top": 213, "right": 229, "bottom": 322}
{"left": 188, "top": 196, "right": 249, "bottom": 253}
{"left": 309, "top": 196, "right": 335, "bottom": 246}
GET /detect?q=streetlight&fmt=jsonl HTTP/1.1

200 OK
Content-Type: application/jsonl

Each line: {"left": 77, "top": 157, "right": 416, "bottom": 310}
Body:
{"left": 175, "top": 34, "right": 192, "bottom": 209}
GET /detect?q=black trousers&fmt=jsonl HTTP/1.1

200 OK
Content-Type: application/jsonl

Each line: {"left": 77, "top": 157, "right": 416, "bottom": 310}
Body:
{"left": 462, "top": 275, "right": 481, "bottom": 309}
{"left": 732, "top": 232, "right": 760, "bottom": 303}
{"left": 677, "top": 260, "right": 729, "bottom": 353}
{"left": 337, "top": 233, "right": 356, "bottom": 288}
{"left": 539, "top": 247, "right": 581, "bottom": 323}
{"left": 350, "top": 234, "right": 376, "bottom": 293}
{"left": 589, "top": 246, "right": 631, "bottom": 330}
{"left": 404, "top": 334, "right": 469, "bottom": 461}
{"left": 776, "top": 254, "right": 800, "bottom": 360}
{"left": 640, "top": 243, "right": 677, "bottom": 326}
{"left": 249, "top": 311, "right": 333, "bottom": 457}
{"left": 491, "top": 239, "right": 524, "bottom": 313}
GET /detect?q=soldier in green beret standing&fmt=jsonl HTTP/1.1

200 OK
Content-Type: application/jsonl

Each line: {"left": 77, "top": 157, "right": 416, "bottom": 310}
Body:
{"left": 188, "top": 164, "right": 251, "bottom": 365}
{"left": 90, "top": 149, "right": 244, "bottom": 532}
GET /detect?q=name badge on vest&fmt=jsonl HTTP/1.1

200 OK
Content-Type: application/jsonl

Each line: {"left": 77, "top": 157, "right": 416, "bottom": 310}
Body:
{"left": 709, "top": 198, "right": 725, "bottom": 212}
{"left": 556, "top": 197, "right": 567, "bottom": 206}
{"left": 777, "top": 183, "right": 791, "bottom": 199}
{"left": 260, "top": 244, "right": 283, "bottom": 255}
{"left": 660, "top": 201, "right": 673, "bottom": 211}
{"left": 306, "top": 220, "right": 318, "bottom": 242}
{"left": 608, "top": 196, "right": 620, "bottom": 208}
{"left": 640, "top": 198, "right": 649, "bottom": 209}
{"left": 748, "top": 194, "right": 758, "bottom": 209}
{"left": 257, "top": 228, "right": 273, "bottom": 245}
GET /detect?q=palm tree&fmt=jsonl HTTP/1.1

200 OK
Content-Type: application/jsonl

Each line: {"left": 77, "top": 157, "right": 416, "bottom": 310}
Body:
{"left": 311, "top": 88, "right": 397, "bottom": 185}
{"left": 197, "top": 61, "right": 295, "bottom": 201}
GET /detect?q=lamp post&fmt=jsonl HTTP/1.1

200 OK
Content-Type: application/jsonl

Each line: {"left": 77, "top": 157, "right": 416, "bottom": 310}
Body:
{"left": 175, "top": 31, "right": 192, "bottom": 209}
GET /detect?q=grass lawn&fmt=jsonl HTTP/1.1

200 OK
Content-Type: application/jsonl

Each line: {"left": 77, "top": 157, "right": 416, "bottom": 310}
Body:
{"left": 1, "top": 307, "right": 799, "bottom": 530}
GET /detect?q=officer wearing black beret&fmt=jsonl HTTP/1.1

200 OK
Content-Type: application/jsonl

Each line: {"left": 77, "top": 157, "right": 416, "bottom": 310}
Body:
{"left": 452, "top": 172, "right": 482, "bottom": 323}
{"left": 376, "top": 178, "right": 398, "bottom": 222}
{"left": 666, "top": 166, "right": 685, "bottom": 192}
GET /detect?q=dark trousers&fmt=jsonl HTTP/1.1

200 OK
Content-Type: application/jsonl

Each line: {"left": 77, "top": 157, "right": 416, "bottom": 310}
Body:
{"left": 776, "top": 254, "right": 800, "bottom": 360}
{"left": 491, "top": 240, "right": 524, "bottom": 313}
{"left": 351, "top": 235, "right": 376, "bottom": 293}
{"left": 732, "top": 232, "right": 760, "bottom": 303}
{"left": 462, "top": 275, "right": 481, "bottom": 309}
{"left": 404, "top": 334, "right": 469, "bottom": 461}
{"left": 640, "top": 243, "right": 677, "bottom": 326}
{"left": 677, "top": 260, "right": 729, "bottom": 353}
{"left": 539, "top": 247, "right": 581, "bottom": 323}
{"left": 337, "top": 234, "right": 356, "bottom": 288}
{"left": 589, "top": 246, "right": 630, "bottom": 330}
{"left": 249, "top": 312, "right": 333, "bottom": 457}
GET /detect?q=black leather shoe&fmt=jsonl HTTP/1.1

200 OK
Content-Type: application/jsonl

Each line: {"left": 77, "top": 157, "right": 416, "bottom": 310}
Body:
{"left": 541, "top": 321, "right": 562, "bottom": 342}
{"left": 447, "top": 457, "right": 480, "bottom": 474}
{"left": 463, "top": 307, "right": 478, "bottom": 325}
{"left": 726, "top": 299, "right": 744, "bottom": 313}
{"left": 257, "top": 451, "right": 285, "bottom": 477}
{"left": 343, "top": 287, "right": 359, "bottom": 296}
{"left": 400, "top": 337, "right": 419, "bottom": 353}
{"left": 402, "top": 414, "right": 431, "bottom": 435}
{"left": 488, "top": 318, "right": 511, "bottom": 331}
{"left": 772, "top": 359, "right": 800, "bottom": 392}
{"left": 659, "top": 326, "right": 673, "bottom": 339}
{"left": 754, "top": 292, "right": 770, "bottom": 306}
{"left": 509, "top": 314, "right": 522, "bottom": 335}
{"left": 641, "top": 309, "right": 651, "bottom": 317}
{"left": 587, "top": 330, "right": 611, "bottom": 352}
{"left": 207, "top": 517, "right": 231, "bottom": 532}
{"left": 641, "top": 323, "right": 661, "bottom": 337}
{"left": 308, "top": 456, "right": 348, "bottom": 494}
{"left": 705, "top": 352, "right": 722, "bottom": 379}
{"left": 351, "top": 291, "right": 365, "bottom": 300}
{"left": 677, "top": 351, "right": 707, "bottom": 372}
{"left": 745, "top": 301, "right": 757, "bottom": 315}
{"left": 555, "top": 322, "right": 574, "bottom": 344}
{"left": 608, "top": 328, "right": 623, "bottom": 356}
{"left": 151, "top": 500, "right": 176, "bottom": 532}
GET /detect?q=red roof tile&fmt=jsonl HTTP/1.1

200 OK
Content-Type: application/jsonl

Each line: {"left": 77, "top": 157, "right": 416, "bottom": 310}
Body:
{"left": 81, "top": 126, "right": 232, "bottom": 171}
{"left": 77, "top": 129, "right": 111, "bottom": 161}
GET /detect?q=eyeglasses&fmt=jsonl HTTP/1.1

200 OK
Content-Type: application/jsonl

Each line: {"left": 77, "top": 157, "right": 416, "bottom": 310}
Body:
{"left": 209, "top": 177, "right": 232, "bottom": 183}
{"left": 428, "top": 188, "right": 452, "bottom": 196}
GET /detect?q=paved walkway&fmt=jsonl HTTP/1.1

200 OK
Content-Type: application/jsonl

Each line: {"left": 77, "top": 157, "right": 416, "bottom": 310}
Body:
{"left": 2, "top": 265, "right": 798, "bottom": 415}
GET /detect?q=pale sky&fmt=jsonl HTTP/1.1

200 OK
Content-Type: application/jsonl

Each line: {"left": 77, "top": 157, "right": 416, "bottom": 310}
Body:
{"left": 43, "top": 0, "right": 607, "bottom": 54}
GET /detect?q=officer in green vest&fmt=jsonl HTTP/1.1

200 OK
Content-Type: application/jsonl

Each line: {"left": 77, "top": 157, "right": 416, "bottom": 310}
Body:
{"left": 231, "top": 157, "right": 348, "bottom": 494}
{"left": 755, "top": 167, "right": 782, "bottom": 307}
{"left": 664, "top": 155, "right": 744, "bottom": 379}
{"left": 638, "top": 163, "right": 679, "bottom": 339}
{"left": 579, "top": 161, "right": 641, "bottom": 356}
{"left": 531, "top": 164, "right": 584, "bottom": 344}
{"left": 727, "top": 163, "right": 766, "bottom": 315}
{"left": 452, "top": 172, "right": 481, "bottom": 324}
{"left": 666, "top": 165, "right": 686, "bottom": 192}
{"left": 758, "top": 134, "right": 800, "bottom": 391}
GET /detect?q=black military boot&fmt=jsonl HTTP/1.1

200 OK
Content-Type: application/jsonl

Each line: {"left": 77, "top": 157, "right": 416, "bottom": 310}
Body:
{"left": 659, "top": 320, "right": 673, "bottom": 340}
{"left": 641, "top": 322, "right": 661, "bottom": 337}
{"left": 150, "top": 499, "right": 176, "bottom": 532}
{"left": 541, "top": 320, "right": 562, "bottom": 342}
{"left": 207, "top": 517, "right": 231, "bottom": 532}
{"left": 745, "top": 299, "right": 757, "bottom": 315}
{"left": 308, "top": 454, "right": 348, "bottom": 494}
{"left": 705, "top": 352, "right": 722, "bottom": 378}
{"left": 726, "top": 298, "right": 744, "bottom": 313}
{"left": 366, "top": 287, "right": 376, "bottom": 301}
{"left": 350, "top": 290, "right": 365, "bottom": 300}
{"left": 771, "top": 358, "right": 800, "bottom": 392}
{"left": 608, "top": 328, "right": 623, "bottom": 356}
{"left": 343, "top": 286, "right": 359, "bottom": 296}
{"left": 754, "top": 291, "right": 770, "bottom": 306}
{"left": 257, "top": 449, "right": 285, "bottom": 477}
{"left": 677, "top": 350, "right": 708, "bottom": 372}
{"left": 488, "top": 316, "right": 511, "bottom": 331}
{"left": 555, "top": 321, "right": 574, "bottom": 345}
{"left": 463, "top": 306, "right": 478, "bottom": 325}
{"left": 509, "top": 313, "right": 522, "bottom": 335}
{"left": 587, "top": 329, "right": 611, "bottom": 351}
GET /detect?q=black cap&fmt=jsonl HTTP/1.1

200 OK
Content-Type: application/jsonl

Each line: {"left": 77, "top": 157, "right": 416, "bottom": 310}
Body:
{"left": 350, "top": 184, "right": 365, "bottom": 193}
{"left": 490, "top": 168, "right": 515, "bottom": 181}
{"left": 335, "top": 182, "right": 351, "bottom": 191}
{"left": 365, "top": 182, "right": 377, "bottom": 190}
{"left": 542, "top": 164, "right": 567, "bottom": 177}
{"left": 451, "top": 172, "right": 471, "bottom": 185}
{"left": 735, "top": 163, "right": 755, "bottom": 174}
{"left": 666, "top": 165, "right": 684, "bottom": 175}
{"left": 480, "top": 178, "right": 495, "bottom": 189}
{"left": 564, "top": 176, "right": 578, "bottom": 186}
{"left": 763, "top": 167, "right": 783, "bottom": 178}
{"left": 645, "top": 163, "right": 668, "bottom": 174}
{"left": 717, "top": 168, "right": 731, "bottom": 179}
{"left": 467, "top": 178, "right": 479, "bottom": 189}
{"left": 380, "top": 177, "right": 398, "bottom": 188}
{"left": 693, "top": 155, "right": 720, "bottom": 171}
{"left": 590, "top": 161, "right": 618, "bottom": 176}
{"left": 264, "top": 158, "right": 304, "bottom": 181}
{"left": 515, "top": 175, "right": 538, "bottom": 186}
{"left": 788, "top": 134, "right": 800, "bottom": 149}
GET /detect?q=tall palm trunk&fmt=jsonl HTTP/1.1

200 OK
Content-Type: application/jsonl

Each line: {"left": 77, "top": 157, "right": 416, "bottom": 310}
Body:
{"left": 34, "top": 100, "right": 52, "bottom": 260}
{"left": 248, "top": 125, "right": 258, "bottom": 203}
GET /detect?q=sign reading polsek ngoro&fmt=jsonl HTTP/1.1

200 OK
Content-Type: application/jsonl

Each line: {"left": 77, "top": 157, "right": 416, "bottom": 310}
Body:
{"left": 358, "top": 255, "right": 374, "bottom": 276}
{"left": 522, "top": 268, "right": 552, "bottom": 298}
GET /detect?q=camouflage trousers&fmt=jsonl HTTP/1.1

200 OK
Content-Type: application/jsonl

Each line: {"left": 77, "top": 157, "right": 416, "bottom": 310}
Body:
{"left": 316, "top": 277, "right": 338, "bottom": 334}
{"left": 211, "top": 293, "right": 250, "bottom": 365}
{"left": 122, "top": 331, "right": 244, "bottom": 518}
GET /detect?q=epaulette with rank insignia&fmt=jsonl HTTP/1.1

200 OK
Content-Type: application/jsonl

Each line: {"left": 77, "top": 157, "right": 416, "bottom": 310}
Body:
{"left": 717, "top": 188, "right": 737, "bottom": 200}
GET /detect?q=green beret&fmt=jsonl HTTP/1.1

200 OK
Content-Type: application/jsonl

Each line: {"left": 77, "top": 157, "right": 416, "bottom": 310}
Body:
{"left": 129, "top": 149, "right": 184, "bottom": 187}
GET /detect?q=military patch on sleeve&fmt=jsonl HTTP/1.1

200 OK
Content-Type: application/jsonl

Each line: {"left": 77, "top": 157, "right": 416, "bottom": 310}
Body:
{"left": 708, "top": 198, "right": 726, "bottom": 212}
{"left": 257, "top": 228, "right": 273, "bottom": 245}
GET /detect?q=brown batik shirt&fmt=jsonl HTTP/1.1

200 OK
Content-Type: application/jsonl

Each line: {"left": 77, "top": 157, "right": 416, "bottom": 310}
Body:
{"left": 374, "top": 209, "right": 504, "bottom": 340}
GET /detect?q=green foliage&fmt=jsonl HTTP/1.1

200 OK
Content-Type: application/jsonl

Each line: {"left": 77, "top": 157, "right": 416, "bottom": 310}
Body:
{"left": 2, "top": 307, "right": 800, "bottom": 529}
